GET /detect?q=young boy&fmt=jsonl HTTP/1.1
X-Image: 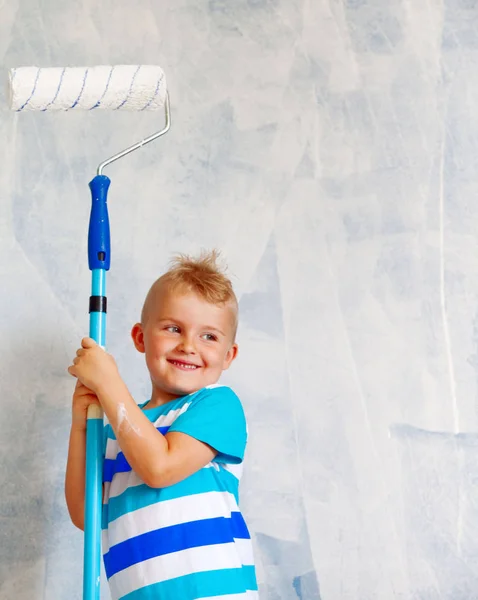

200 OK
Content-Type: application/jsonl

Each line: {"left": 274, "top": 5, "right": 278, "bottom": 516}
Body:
{"left": 65, "top": 251, "right": 258, "bottom": 600}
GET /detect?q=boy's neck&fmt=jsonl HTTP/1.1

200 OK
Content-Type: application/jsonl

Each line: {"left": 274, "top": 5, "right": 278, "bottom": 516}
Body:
{"left": 146, "top": 385, "right": 197, "bottom": 409}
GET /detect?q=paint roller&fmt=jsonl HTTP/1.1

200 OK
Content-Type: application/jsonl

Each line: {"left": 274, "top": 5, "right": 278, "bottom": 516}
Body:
{"left": 7, "top": 65, "right": 171, "bottom": 600}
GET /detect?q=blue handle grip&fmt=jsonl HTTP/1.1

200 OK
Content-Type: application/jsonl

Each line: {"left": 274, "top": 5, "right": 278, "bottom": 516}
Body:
{"left": 88, "top": 175, "right": 111, "bottom": 271}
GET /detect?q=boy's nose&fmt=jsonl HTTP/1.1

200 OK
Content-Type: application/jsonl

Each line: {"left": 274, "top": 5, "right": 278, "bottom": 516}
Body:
{"left": 178, "top": 336, "right": 196, "bottom": 354}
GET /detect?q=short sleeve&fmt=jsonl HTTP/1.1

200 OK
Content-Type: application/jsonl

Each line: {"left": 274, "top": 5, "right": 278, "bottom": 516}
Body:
{"left": 167, "top": 386, "right": 247, "bottom": 464}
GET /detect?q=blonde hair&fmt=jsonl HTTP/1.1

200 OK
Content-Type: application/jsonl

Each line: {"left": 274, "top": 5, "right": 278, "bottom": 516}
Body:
{"left": 141, "top": 250, "right": 238, "bottom": 337}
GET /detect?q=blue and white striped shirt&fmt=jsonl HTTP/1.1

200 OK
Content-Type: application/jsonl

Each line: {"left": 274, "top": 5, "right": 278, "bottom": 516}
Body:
{"left": 102, "top": 385, "right": 258, "bottom": 599}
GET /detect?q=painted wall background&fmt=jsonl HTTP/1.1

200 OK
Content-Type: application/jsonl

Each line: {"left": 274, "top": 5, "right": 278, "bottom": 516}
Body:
{"left": 1, "top": 1, "right": 478, "bottom": 598}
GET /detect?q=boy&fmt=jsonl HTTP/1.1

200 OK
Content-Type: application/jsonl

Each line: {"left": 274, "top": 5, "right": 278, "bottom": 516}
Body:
{"left": 65, "top": 251, "right": 258, "bottom": 600}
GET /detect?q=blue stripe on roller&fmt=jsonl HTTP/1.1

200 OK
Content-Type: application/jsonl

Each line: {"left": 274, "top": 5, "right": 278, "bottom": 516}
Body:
{"left": 71, "top": 68, "right": 89, "bottom": 109}
{"left": 121, "top": 567, "right": 258, "bottom": 600}
{"left": 103, "top": 426, "right": 170, "bottom": 482}
{"left": 140, "top": 72, "right": 164, "bottom": 111}
{"left": 90, "top": 66, "right": 114, "bottom": 110}
{"left": 104, "top": 512, "right": 250, "bottom": 578}
{"left": 17, "top": 67, "right": 41, "bottom": 112}
{"left": 116, "top": 65, "right": 141, "bottom": 110}
{"left": 43, "top": 67, "right": 66, "bottom": 111}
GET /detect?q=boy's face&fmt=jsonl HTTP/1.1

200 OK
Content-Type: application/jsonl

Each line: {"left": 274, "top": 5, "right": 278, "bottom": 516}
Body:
{"left": 132, "top": 286, "right": 238, "bottom": 403}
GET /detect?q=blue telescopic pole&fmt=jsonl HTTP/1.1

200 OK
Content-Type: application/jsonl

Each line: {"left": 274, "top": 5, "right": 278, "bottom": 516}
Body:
{"left": 84, "top": 174, "right": 111, "bottom": 599}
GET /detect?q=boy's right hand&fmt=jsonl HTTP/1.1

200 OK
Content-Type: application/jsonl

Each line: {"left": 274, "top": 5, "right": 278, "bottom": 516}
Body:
{"left": 71, "top": 380, "right": 101, "bottom": 431}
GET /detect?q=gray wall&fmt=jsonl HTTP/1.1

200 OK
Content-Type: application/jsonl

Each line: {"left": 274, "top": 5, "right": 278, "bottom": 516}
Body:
{"left": 1, "top": 1, "right": 477, "bottom": 598}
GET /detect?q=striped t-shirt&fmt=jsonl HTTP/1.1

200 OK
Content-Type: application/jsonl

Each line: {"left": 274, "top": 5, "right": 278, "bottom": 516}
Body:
{"left": 102, "top": 385, "right": 258, "bottom": 600}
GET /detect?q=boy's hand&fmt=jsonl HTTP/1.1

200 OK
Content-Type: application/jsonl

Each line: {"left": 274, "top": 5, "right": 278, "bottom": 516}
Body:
{"left": 71, "top": 380, "right": 101, "bottom": 431}
{"left": 68, "top": 337, "right": 120, "bottom": 395}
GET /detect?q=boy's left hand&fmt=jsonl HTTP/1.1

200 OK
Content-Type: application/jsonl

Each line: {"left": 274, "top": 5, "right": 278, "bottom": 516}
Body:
{"left": 68, "top": 337, "right": 120, "bottom": 395}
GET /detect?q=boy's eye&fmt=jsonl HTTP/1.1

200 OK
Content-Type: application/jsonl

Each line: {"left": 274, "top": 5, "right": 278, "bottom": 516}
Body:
{"left": 201, "top": 333, "right": 217, "bottom": 341}
{"left": 166, "top": 326, "right": 180, "bottom": 333}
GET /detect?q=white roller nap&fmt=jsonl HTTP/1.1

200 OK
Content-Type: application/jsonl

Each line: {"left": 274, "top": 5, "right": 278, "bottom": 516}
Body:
{"left": 8, "top": 65, "right": 167, "bottom": 112}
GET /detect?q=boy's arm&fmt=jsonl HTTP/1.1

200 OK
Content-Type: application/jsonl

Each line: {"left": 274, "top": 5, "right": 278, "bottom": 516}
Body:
{"left": 65, "top": 381, "right": 102, "bottom": 530}
{"left": 98, "top": 378, "right": 217, "bottom": 488}
{"left": 68, "top": 339, "right": 221, "bottom": 488}
{"left": 65, "top": 425, "right": 86, "bottom": 530}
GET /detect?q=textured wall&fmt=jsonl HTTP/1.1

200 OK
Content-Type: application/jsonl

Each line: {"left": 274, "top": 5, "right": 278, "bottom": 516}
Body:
{"left": 2, "top": 1, "right": 478, "bottom": 598}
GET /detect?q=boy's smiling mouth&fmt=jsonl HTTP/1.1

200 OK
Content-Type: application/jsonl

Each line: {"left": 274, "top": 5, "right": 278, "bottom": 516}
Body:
{"left": 168, "top": 359, "right": 201, "bottom": 370}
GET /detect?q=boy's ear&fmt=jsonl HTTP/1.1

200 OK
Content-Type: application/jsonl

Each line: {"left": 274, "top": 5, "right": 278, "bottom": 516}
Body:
{"left": 222, "top": 343, "right": 238, "bottom": 371}
{"left": 131, "top": 323, "right": 145, "bottom": 353}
